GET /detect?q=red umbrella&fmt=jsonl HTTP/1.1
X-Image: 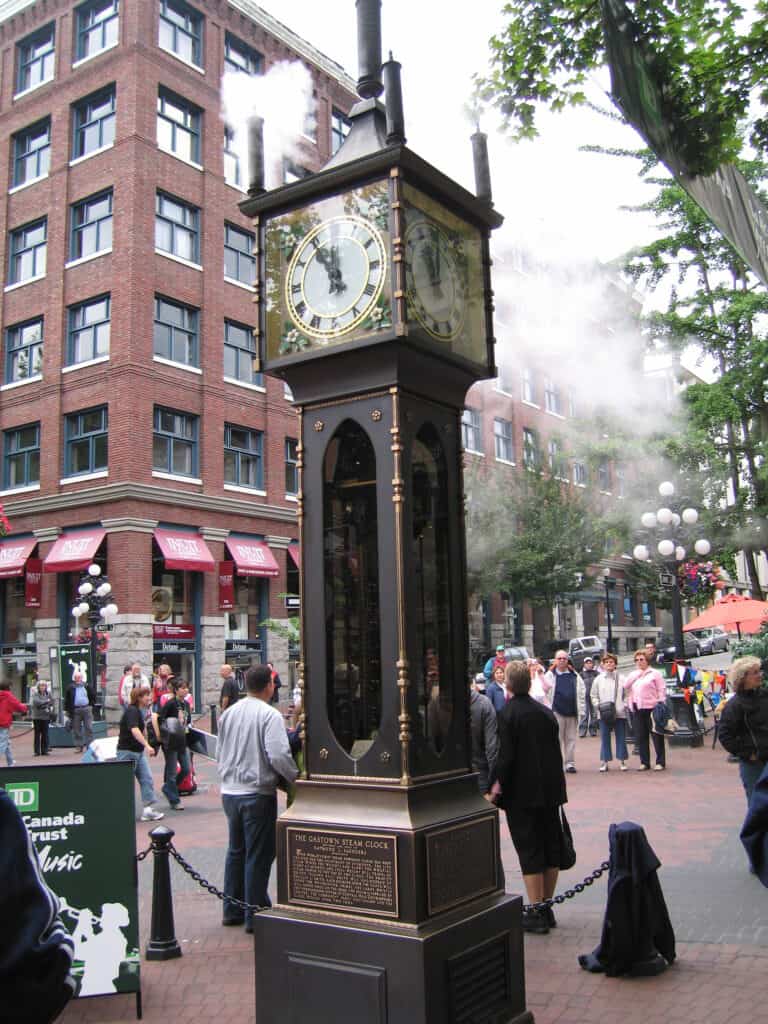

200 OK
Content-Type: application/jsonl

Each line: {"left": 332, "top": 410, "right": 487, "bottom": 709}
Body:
{"left": 683, "top": 594, "right": 768, "bottom": 637}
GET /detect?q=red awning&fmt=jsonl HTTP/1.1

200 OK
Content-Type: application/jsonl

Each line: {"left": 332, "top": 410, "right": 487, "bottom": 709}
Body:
{"left": 287, "top": 545, "right": 301, "bottom": 569}
{"left": 154, "top": 528, "right": 215, "bottom": 572}
{"left": 43, "top": 529, "right": 106, "bottom": 573}
{"left": 226, "top": 536, "right": 280, "bottom": 577}
{"left": 0, "top": 536, "right": 37, "bottom": 578}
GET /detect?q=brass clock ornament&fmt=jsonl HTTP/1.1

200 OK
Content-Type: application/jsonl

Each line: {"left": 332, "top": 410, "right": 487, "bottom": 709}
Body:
{"left": 285, "top": 215, "right": 387, "bottom": 340}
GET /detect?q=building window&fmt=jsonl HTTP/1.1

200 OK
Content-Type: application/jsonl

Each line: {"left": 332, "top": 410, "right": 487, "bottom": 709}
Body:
{"left": 573, "top": 460, "right": 587, "bottom": 486}
{"left": 598, "top": 460, "right": 611, "bottom": 492}
{"left": 523, "top": 428, "right": 539, "bottom": 469}
{"left": 224, "top": 223, "right": 255, "bottom": 285}
{"left": 544, "top": 377, "right": 561, "bottom": 415}
{"left": 153, "top": 406, "right": 198, "bottom": 476}
{"left": 567, "top": 388, "right": 577, "bottom": 418}
{"left": 157, "top": 88, "right": 200, "bottom": 163}
{"left": 223, "top": 126, "right": 242, "bottom": 188}
{"left": 548, "top": 439, "right": 566, "bottom": 479}
{"left": 75, "top": 0, "right": 119, "bottom": 61}
{"left": 8, "top": 218, "right": 47, "bottom": 285}
{"left": 224, "top": 33, "right": 261, "bottom": 75}
{"left": 64, "top": 406, "right": 108, "bottom": 476}
{"left": 153, "top": 296, "right": 199, "bottom": 367}
{"left": 17, "top": 24, "right": 55, "bottom": 94}
{"left": 494, "top": 418, "right": 513, "bottom": 462}
{"left": 522, "top": 367, "right": 536, "bottom": 404}
{"left": 461, "top": 409, "right": 483, "bottom": 453}
{"left": 158, "top": 0, "right": 203, "bottom": 67}
{"left": 331, "top": 107, "right": 350, "bottom": 154}
{"left": 72, "top": 86, "right": 116, "bottom": 159}
{"left": 68, "top": 296, "right": 110, "bottom": 364}
{"left": 4, "top": 424, "right": 40, "bottom": 489}
{"left": 155, "top": 192, "right": 199, "bottom": 262}
{"left": 224, "top": 320, "right": 262, "bottom": 385}
{"left": 224, "top": 424, "right": 263, "bottom": 489}
{"left": 5, "top": 319, "right": 43, "bottom": 383}
{"left": 285, "top": 438, "right": 298, "bottom": 495}
{"left": 283, "top": 159, "right": 310, "bottom": 184}
{"left": 495, "top": 366, "right": 514, "bottom": 394}
{"left": 13, "top": 119, "right": 51, "bottom": 187}
{"left": 623, "top": 585, "right": 634, "bottom": 618}
{"left": 70, "top": 190, "right": 113, "bottom": 260}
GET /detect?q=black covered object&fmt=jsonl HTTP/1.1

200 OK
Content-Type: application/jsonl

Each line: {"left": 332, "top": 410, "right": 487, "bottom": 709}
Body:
{"left": 741, "top": 762, "right": 768, "bottom": 885}
{"left": 578, "top": 821, "right": 676, "bottom": 977}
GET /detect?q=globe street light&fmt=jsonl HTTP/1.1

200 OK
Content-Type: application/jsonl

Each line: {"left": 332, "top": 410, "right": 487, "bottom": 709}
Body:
{"left": 72, "top": 562, "right": 118, "bottom": 710}
{"left": 633, "top": 482, "right": 710, "bottom": 663}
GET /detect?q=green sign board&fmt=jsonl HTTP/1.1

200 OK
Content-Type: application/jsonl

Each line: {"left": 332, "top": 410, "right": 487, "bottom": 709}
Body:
{"left": 1, "top": 763, "right": 140, "bottom": 1000}
{"left": 58, "top": 642, "right": 94, "bottom": 693}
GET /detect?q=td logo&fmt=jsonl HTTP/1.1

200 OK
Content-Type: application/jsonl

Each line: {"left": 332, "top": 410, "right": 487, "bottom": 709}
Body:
{"left": 4, "top": 782, "right": 39, "bottom": 812}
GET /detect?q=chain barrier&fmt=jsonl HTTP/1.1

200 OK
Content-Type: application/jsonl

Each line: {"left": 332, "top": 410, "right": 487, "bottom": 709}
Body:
{"left": 135, "top": 842, "right": 153, "bottom": 862}
{"left": 523, "top": 860, "right": 610, "bottom": 914}
{"left": 167, "top": 843, "right": 267, "bottom": 915}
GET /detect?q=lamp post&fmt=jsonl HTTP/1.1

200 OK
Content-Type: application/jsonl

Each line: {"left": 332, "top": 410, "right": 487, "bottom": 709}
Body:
{"left": 603, "top": 568, "right": 615, "bottom": 654}
{"left": 631, "top": 481, "right": 711, "bottom": 662}
{"left": 72, "top": 563, "right": 118, "bottom": 706}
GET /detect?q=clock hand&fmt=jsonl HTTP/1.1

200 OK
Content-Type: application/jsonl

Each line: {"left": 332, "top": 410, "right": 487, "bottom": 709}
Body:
{"left": 328, "top": 244, "right": 346, "bottom": 295}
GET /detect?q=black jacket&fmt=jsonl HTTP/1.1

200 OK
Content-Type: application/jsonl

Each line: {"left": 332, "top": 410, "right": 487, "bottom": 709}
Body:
{"left": 63, "top": 683, "right": 96, "bottom": 717}
{"left": 579, "top": 821, "right": 676, "bottom": 976}
{"left": 741, "top": 762, "right": 768, "bottom": 885}
{"left": 718, "top": 688, "right": 768, "bottom": 762}
{"left": 495, "top": 694, "right": 567, "bottom": 809}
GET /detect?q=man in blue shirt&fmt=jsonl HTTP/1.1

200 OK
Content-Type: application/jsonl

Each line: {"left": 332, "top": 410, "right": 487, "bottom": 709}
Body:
{"left": 544, "top": 651, "right": 585, "bottom": 773}
{"left": 64, "top": 670, "right": 96, "bottom": 753}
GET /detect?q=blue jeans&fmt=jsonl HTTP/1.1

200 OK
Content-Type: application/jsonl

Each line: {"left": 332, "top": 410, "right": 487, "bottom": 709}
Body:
{"left": 116, "top": 749, "right": 157, "bottom": 806}
{"left": 162, "top": 746, "right": 191, "bottom": 806}
{"left": 0, "top": 726, "right": 13, "bottom": 766}
{"left": 599, "top": 717, "right": 628, "bottom": 762}
{"left": 222, "top": 793, "right": 277, "bottom": 925}
{"left": 739, "top": 759, "right": 768, "bottom": 806}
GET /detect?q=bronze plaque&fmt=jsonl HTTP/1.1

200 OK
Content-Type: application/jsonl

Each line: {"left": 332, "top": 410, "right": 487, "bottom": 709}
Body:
{"left": 286, "top": 827, "right": 399, "bottom": 918}
{"left": 426, "top": 817, "right": 497, "bottom": 915}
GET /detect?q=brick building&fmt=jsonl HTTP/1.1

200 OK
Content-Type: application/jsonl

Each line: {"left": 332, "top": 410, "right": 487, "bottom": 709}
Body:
{"left": 0, "top": 0, "right": 356, "bottom": 706}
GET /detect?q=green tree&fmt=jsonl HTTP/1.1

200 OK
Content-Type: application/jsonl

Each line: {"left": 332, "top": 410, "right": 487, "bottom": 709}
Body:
{"left": 480, "top": 0, "right": 768, "bottom": 168}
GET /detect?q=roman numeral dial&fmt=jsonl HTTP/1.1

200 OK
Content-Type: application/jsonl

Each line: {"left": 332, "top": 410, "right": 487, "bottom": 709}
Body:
{"left": 405, "top": 220, "right": 466, "bottom": 341}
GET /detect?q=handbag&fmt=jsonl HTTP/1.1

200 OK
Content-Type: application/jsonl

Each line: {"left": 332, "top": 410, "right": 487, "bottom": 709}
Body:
{"left": 160, "top": 715, "right": 186, "bottom": 752}
{"left": 598, "top": 676, "right": 619, "bottom": 727}
{"left": 559, "top": 806, "right": 576, "bottom": 870}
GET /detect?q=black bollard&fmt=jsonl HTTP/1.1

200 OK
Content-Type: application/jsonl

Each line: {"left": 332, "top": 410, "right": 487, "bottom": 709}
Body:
{"left": 145, "top": 825, "right": 182, "bottom": 961}
{"left": 209, "top": 703, "right": 218, "bottom": 735}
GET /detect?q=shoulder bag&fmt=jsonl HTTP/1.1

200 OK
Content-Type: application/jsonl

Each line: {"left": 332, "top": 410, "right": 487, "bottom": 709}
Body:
{"left": 559, "top": 806, "right": 576, "bottom": 869}
{"left": 598, "top": 676, "right": 619, "bottom": 728}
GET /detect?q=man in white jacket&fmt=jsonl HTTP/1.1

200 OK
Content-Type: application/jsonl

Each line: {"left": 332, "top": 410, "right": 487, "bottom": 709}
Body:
{"left": 544, "top": 651, "right": 586, "bottom": 773}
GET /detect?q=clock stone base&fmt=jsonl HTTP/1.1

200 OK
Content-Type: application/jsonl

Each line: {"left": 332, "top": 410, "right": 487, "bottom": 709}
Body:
{"left": 252, "top": 893, "right": 533, "bottom": 1024}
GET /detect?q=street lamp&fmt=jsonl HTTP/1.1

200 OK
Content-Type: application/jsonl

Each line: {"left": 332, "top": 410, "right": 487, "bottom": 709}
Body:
{"left": 632, "top": 481, "right": 710, "bottom": 662}
{"left": 603, "top": 568, "right": 615, "bottom": 654}
{"left": 71, "top": 562, "right": 118, "bottom": 705}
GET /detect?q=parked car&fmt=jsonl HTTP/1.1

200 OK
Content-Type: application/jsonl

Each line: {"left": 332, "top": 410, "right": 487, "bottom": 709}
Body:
{"left": 689, "top": 627, "right": 730, "bottom": 655}
{"left": 658, "top": 633, "right": 701, "bottom": 661}
{"left": 567, "top": 636, "right": 604, "bottom": 671}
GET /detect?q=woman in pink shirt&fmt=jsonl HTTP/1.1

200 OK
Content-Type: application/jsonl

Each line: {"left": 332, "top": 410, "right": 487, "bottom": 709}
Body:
{"left": 625, "top": 650, "right": 668, "bottom": 771}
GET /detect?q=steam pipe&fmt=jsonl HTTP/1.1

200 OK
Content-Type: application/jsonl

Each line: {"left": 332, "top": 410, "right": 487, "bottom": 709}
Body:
{"left": 382, "top": 52, "right": 405, "bottom": 144}
{"left": 356, "top": 0, "right": 383, "bottom": 99}
{"left": 247, "top": 115, "right": 265, "bottom": 196}
{"left": 471, "top": 129, "right": 493, "bottom": 206}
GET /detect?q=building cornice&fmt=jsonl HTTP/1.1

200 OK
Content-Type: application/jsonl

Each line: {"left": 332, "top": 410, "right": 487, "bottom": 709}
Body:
{"left": 4, "top": 481, "right": 298, "bottom": 525}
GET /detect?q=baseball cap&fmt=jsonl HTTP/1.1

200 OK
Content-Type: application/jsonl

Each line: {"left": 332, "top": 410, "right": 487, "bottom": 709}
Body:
{"left": 474, "top": 672, "right": 486, "bottom": 684}
{"left": 496, "top": 644, "right": 505, "bottom": 652}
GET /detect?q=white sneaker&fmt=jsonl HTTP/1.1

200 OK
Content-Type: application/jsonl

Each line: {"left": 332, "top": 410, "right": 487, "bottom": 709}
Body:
{"left": 620, "top": 762, "right": 629, "bottom": 771}
{"left": 653, "top": 764, "right": 665, "bottom": 771}
{"left": 141, "top": 807, "right": 164, "bottom": 821}
{"left": 599, "top": 763, "right": 608, "bottom": 772}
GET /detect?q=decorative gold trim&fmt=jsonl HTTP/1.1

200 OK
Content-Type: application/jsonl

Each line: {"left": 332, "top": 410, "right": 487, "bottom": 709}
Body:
{"left": 297, "top": 414, "right": 307, "bottom": 778}
{"left": 390, "top": 386, "right": 412, "bottom": 786}
{"left": 271, "top": 901, "right": 420, "bottom": 934}
{"left": 389, "top": 168, "right": 408, "bottom": 332}
{"left": 313, "top": 420, "right": 324, "bottom": 432}
{"left": 371, "top": 409, "right": 382, "bottom": 422}
{"left": 307, "top": 772, "right": 403, "bottom": 786}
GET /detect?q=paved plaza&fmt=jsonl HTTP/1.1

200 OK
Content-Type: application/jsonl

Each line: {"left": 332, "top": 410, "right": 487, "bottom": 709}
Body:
{"left": 5, "top": 709, "right": 765, "bottom": 1024}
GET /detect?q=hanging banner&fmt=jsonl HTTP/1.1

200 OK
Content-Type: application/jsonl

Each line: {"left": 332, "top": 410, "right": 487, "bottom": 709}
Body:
{"left": 0, "top": 763, "right": 141, "bottom": 1001}
{"left": 25, "top": 557, "right": 42, "bottom": 607}
{"left": 219, "top": 560, "right": 235, "bottom": 610}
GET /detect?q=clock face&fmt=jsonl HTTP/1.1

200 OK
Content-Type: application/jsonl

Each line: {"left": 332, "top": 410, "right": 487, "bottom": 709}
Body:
{"left": 405, "top": 221, "right": 466, "bottom": 340}
{"left": 285, "top": 216, "right": 386, "bottom": 340}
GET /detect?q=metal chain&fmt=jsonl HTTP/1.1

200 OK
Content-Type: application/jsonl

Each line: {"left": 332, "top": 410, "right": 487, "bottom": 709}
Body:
{"left": 135, "top": 843, "right": 153, "bottom": 862}
{"left": 523, "top": 860, "right": 610, "bottom": 913}
{"left": 167, "top": 843, "right": 267, "bottom": 914}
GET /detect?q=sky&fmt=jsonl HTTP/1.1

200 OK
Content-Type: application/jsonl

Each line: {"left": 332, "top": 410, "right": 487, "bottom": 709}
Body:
{"left": 251, "top": 0, "right": 659, "bottom": 268}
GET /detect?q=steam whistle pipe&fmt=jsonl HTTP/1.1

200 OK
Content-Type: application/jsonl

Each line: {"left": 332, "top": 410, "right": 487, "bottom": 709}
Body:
{"left": 471, "top": 129, "right": 493, "bottom": 206}
{"left": 247, "top": 115, "right": 266, "bottom": 196}
{"left": 356, "top": 0, "right": 383, "bottom": 98}
{"left": 145, "top": 826, "right": 182, "bottom": 961}
{"left": 382, "top": 52, "right": 405, "bottom": 144}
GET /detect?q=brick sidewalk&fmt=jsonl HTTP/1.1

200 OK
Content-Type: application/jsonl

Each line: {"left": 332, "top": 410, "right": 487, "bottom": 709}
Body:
{"left": 5, "top": 722, "right": 765, "bottom": 1023}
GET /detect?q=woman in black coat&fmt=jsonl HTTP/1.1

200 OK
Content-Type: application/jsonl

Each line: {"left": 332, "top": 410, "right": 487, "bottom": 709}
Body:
{"left": 495, "top": 660, "right": 568, "bottom": 935}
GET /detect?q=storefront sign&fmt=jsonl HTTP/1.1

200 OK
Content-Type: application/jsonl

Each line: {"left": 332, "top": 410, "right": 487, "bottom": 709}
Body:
{"left": 152, "top": 624, "right": 196, "bottom": 640}
{"left": 226, "top": 537, "right": 280, "bottom": 577}
{"left": 285, "top": 595, "right": 300, "bottom": 610}
{"left": 219, "top": 560, "right": 235, "bottom": 610}
{"left": 225, "top": 640, "right": 263, "bottom": 653}
{"left": 155, "top": 640, "right": 197, "bottom": 654}
{"left": 0, "top": 536, "right": 37, "bottom": 578}
{"left": 0, "top": 643, "right": 36, "bottom": 659}
{"left": 25, "top": 557, "right": 42, "bottom": 607}
{"left": 43, "top": 530, "right": 105, "bottom": 573}
{"left": 1, "top": 763, "right": 140, "bottom": 1000}
{"left": 154, "top": 528, "right": 215, "bottom": 572}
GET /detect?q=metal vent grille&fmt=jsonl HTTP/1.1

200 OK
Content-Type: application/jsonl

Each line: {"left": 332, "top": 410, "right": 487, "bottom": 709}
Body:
{"left": 447, "top": 934, "right": 511, "bottom": 1023}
